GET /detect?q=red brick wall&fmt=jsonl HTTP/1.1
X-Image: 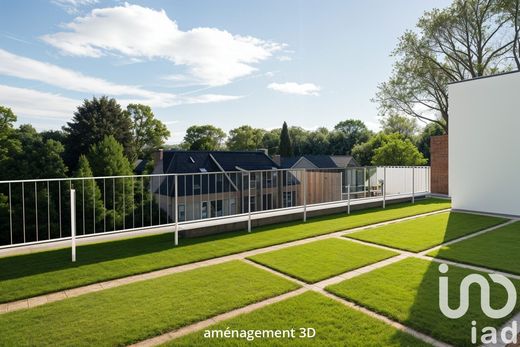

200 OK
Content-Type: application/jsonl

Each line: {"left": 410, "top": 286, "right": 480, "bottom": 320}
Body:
{"left": 430, "top": 135, "right": 449, "bottom": 195}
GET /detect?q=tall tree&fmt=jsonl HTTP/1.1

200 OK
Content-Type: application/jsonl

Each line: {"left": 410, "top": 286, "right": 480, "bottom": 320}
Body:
{"left": 126, "top": 104, "right": 170, "bottom": 160}
{"left": 88, "top": 136, "right": 134, "bottom": 229}
{"left": 380, "top": 114, "right": 418, "bottom": 140}
{"left": 182, "top": 125, "right": 226, "bottom": 150}
{"left": 74, "top": 155, "right": 105, "bottom": 233}
{"left": 226, "top": 125, "right": 266, "bottom": 150}
{"left": 64, "top": 96, "right": 135, "bottom": 169}
{"left": 279, "top": 122, "right": 293, "bottom": 157}
{"left": 376, "top": 0, "right": 515, "bottom": 133}
{"left": 329, "top": 119, "right": 371, "bottom": 155}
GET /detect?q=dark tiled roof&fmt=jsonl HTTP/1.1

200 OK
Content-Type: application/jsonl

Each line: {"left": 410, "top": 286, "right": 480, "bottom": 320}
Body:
{"left": 134, "top": 159, "right": 148, "bottom": 175}
{"left": 279, "top": 155, "right": 337, "bottom": 169}
{"left": 156, "top": 151, "right": 284, "bottom": 197}
{"left": 330, "top": 155, "right": 358, "bottom": 168}
{"left": 162, "top": 150, "right": 279, "bottom": 174}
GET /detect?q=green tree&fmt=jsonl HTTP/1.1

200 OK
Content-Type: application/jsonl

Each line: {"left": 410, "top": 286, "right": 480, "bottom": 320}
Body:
{"left": 380, "top": 114, "right": 418, "bottom": 140}
{"left": 288, "top": 126, "right": 310, "bottom": 156}
{"left": 0, "top": 106, "right": 21, "bottom": 179}
{"left": 279, "top": 122, "right": 293, "bottom": 157}
{"left": 261, "top": 128, "right": 281, "bottom": 155}
{"left": 126, "top": 104, "right": 170, "bottom": 159}
{"left": 351, "top": 132, "right": 391, "bottom": 166}
{"left": 226, "top": 125, "right": 266, "bottom": 150}
{"left": 182, "top": 125, "right": 226, "bottom": 150}
{"left": 88, "top": 135, "right": 134, "bottom": 229}
{"left": 64, "top": 96, "right": 135, "bottom": 169}
{"left": 303, "top": 127, "right": 330, "bottom": 154}
{"left": 372, "top": 137, "right": 427, "bottom": 166}
{"left": 329, "top": 119, "right": 371, "bottom": 155}
{"left": 74, "top": 155, "right": 105, "bottom": 233}
{"left": 8, "top": 125, "right": 67, "bottom": 179}
{"left": 416, "top": 122, "right": 446, "bottom": 163}
{"left": 375, "top": 0, "right": 514, "bottom": 132}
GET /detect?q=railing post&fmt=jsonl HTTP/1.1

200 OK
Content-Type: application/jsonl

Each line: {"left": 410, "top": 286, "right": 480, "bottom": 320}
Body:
{"left": 70, "top": 189, "right": 76, "bottom": 262}
{"left": 383, "top": 167, "right": 386, "bottom": 209}
{"left": 248, "top": 172, "right": 251, "bottom": 232}
{"left": 412, "top": 167, "right": 415, "bottom": 204}
{"left": 347, "top": 184, "right": 351, "bottom": 214}
{"left": 174, "top": 174, "right": 179, "bottom": 245}
{"left": 303, "top": 169, "right": 307, "bottom": 222}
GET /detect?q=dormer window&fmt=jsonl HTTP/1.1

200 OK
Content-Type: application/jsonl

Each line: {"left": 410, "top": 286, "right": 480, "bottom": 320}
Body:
{"left": 199, "top": 168, "right": 207, "bottom": 172}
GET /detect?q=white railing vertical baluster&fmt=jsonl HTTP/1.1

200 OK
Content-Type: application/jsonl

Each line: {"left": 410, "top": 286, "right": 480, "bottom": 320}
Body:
{"left": 347, "top": 184, "right": 351, "bottom": 215}
{"left": 303, "top": 169, "right": 307, "bottom": 222}
{"left": 113, "top": 178, "right": 116, "bottom": 231}
{"left": 132, "top": 176, "right": 135, "bottom": 229}
{"left": 123, "top": 177, "right": 126, "bottom": 229}
{"left": 412, "top": 167, "right": 415, "bottom": 203}
{"left": 22, "top": 182, "right": 26, "bottom": 243}
{"left": 149, "top": 177, "right": 153, "bottom": 226}
{"left": 141, "top": 176, "right": 144, "bottom": 227}
{"left": 103, "top": 178, "right": 106, "bottom": 232}
{"left": 35, "top": 182, "right": 38, "bottom": 241}
{"left": 8, "top": 182, "right": 12, "bottom": 244}
{"left": 70, "top": 189, "right": 76, "bottom": 262}
{"left": 174, "top": 174, "right": 178, "bottom": 245}
{"left": 92, "top": 179, "right": 96, "bottom": 234}
{"left": 383, "top": 166, "right": 386, "bottom": 209}
{"left": 166, "top": 175, "right": 169, "bottom": 223}
{"left": 58, "top": 180, "right": 62, "bottom": 238}
{"left": 82, "top": 180, "right": 85, "bottom": 235}
{"left": 248, "top": 172, "right": 251, "bottom": 232}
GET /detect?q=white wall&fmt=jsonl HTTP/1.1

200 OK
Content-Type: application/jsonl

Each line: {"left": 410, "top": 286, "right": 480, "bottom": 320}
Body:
{"left": 449, "top": 71, "right": 520, "bottom": 216}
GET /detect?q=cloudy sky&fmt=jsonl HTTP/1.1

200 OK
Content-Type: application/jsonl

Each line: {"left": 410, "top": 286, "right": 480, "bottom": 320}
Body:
{"left": 0, "top": 0, "right": 451, "bottom": 143}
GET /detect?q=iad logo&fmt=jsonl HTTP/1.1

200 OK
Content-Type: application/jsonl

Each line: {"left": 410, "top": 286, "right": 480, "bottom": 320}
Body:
{"left": 438, "top": 264, "right": 518, "bottom": 345}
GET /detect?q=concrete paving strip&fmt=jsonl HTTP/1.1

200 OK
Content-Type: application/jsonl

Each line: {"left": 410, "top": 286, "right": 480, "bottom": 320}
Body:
{"left": 129, "top": 287, "right": 309, "bottom": 347}
{"left": 129, "top": 257, "right": 450, "bottom": 347}
{"left": 0, "top": 208, "right": 450, "bottom": 314}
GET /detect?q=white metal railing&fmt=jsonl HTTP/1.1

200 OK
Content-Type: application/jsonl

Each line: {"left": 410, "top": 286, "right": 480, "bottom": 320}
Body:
{"left": 0, "top": 166, "right": 430, "bottom": 255}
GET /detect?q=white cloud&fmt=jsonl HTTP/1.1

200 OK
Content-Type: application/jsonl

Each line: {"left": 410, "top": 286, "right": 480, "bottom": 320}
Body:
{"left": 0, "top": 49, "right": 242, "bottom": 108}
{"left": 0, "top": 85, "right": 78, "bottom": 119}
{"left": 277, "top": 55, "right": 292, "bottom": 62}
{"left": 267, "top": 82, "right": 321, "bottom": 96}
{"left": 52, "top": 0, "right": 99, "bottom": 14}
{"left": 42, "top": 3, "right": 284, "bottom": 86}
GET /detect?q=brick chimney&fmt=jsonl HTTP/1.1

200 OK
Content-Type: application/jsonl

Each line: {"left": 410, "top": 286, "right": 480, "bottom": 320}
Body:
{"left": 152, "top": 149, "right": 164, "bottom": 173}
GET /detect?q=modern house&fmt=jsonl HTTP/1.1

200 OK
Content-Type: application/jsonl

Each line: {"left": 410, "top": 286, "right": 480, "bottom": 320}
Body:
{"left": 152, "top": 150, "right": 302, "bottom": 221}
{"left": 449, "top": 70, "right": 520, "bottom": 216}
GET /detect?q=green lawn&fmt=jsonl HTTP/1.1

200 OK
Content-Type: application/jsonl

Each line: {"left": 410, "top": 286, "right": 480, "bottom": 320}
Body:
{"left": 0, "top": 198, "right": 450, "bottom": 303}
{"left": 326, "top": 258, "right": 520, "bottom": 347}
{"left": 248, "top": 238, "right": 398, "bottom": 283}
{"left": 345, "top": 212, "right": 505, "bottom": 252}
{"left": 429, "top": 221, "right": 520, "bottom": 275}
{"left": 167, "top": 291, "right": 431, "bottom": 347}
{"left": 0, "top": 261, "right": 299, "bottom": 347}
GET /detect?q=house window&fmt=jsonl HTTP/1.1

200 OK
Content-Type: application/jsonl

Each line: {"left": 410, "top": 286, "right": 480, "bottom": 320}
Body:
{"left": 201, "top": 201, "right": 208, "bottom": 219}
{"left": 243, "top": 196, "right": 256, "bottom": 212}
{"left": 229, "top": 198, "right": 236, "bottom": 215}
{"left": 211, "top": 200, "right": 223, "bottom": 217}
{"left": 178, "top": 204, "right": 186, "bottom": 222}
{"left": 283, "top": 192, "right": 295, "bottom": 208}
{"left": 250, "top": 173, "right": 257, "bottom": 188}
{"left": 194, "top": 176, "right": 201, "bottom": 194}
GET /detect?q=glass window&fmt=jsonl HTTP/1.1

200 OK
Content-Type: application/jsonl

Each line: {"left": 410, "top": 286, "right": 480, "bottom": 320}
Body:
{"left": 178, "top": 204, "right": 186, "bottom": 222}
{"left": 201, "top": 201, "right": 208, "bottom": 219}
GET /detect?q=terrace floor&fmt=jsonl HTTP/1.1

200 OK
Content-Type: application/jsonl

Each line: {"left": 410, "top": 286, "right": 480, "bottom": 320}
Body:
{"left": 1, "top": 197, "right": 519, "bottom": 346}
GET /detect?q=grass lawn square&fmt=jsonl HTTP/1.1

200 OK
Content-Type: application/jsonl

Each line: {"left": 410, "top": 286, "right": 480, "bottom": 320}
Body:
{"left": 247, "top": 238, "right": 398, "bottom": 283}
{"left": 326, "top": 258, "right": 520, "bottom": 346}
{"left": 345, "top": 212, "right": 506, "bottom": 252}
{"left": 428, "top": 221, "right": 520, "bottom": 275}
{"left": 0, "top": 198, "right": 450, "bottom": 304}
{"left": 0, "top": 260, "right": 299, "bottom": 347}
{"left": 167, "top": 291, "right": 431, "bottom": 347}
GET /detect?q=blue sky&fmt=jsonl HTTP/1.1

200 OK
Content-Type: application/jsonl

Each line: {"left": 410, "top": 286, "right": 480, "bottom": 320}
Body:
{"left": 0, "top": 0, "right": 451, "bottom": 143}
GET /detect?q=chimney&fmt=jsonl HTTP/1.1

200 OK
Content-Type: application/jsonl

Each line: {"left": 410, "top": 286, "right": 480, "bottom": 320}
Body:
{"left": 272, "top": 154, "right": 281, "bottom": 165}
{"left": 258, "top": 148, "right": 268, "bottom": 156}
